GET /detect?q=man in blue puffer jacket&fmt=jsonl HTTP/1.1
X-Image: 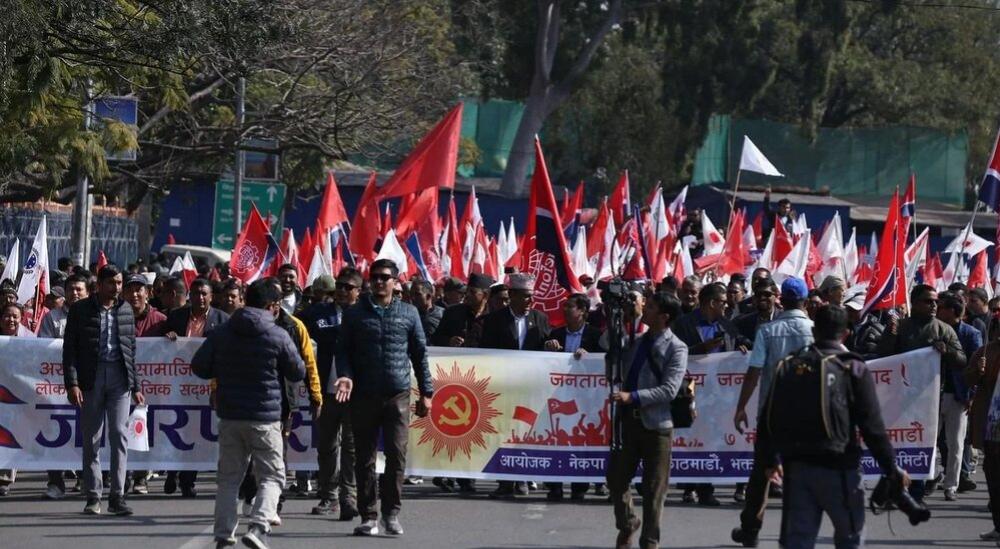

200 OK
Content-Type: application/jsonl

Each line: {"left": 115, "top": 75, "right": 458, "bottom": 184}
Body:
{"left": 192, "top": 279, "right": 305, "bottom": 549}
{"left": 336, "top": 258, "right": 433, "bottom": 538}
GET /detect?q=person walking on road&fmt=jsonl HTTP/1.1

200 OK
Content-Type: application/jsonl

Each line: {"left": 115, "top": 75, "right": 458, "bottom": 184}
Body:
{"left": 336, "top": 258, "right": 433, "bottom": 537}
{"left": 63, "top": 264, "right": 145, "bottom": 516}
{"left": 191, "top": 279, "right": 306, "bottom": 549}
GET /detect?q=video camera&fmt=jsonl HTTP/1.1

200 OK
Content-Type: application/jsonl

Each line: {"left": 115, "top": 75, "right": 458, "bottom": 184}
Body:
{"left": 869, "top": 468, "right": 930, "bottom": 526}
{"left": 598, "top": 277, "right": 639, "bottom": 308}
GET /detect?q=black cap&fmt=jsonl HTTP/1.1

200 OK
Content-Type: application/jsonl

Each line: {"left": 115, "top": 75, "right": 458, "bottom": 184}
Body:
{"left": 468, "top": 273, "right": 495, "bottom": 291}
{"left": 443, "top": 276, "right": 466, "bottom": 292}
{"left": 124, "top": 273, "right": 148, "bottom": 287}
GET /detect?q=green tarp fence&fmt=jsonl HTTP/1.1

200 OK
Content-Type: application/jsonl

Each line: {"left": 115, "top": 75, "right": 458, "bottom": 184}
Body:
{"left": 692, "top": 114, "right": 968, "bottom": 205}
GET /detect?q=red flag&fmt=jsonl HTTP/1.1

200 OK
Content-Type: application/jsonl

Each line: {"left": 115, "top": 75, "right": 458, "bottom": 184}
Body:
{"left": 862, "top": 189, "right": 907, "bottom": 314}
{"left": 396, "top": 187, "right": 438, "bottom": 241}
{"left": 208, "top": 266, "right": 222, "bottom": 282}
{"left": 446, "top": 193, "right": 464, "bottom": 278}
{"left": 717, "top": 210, "right": 748, "bottom": 276}
{"left": 317, "top": 171, "right": 350, "bottom": 231}
{"left": 523, "top": 138, "right": 583, "bottom": 326}
{"left": 230, "top": 204, "right": 281, "bottom": 283}
{"left": 969, "top": 250, "right": 991, "bottom": 291}
{"left": 374, "top": 104, "right": 463, "bottom": 199}
{"left": 380, "top": 203, "right": 393, "bottom": 241}
{"left": 587, "top": 198, "right": 611, "bottom": 259}
{"left": 348, "top": 173, "right": 382, "bottom": 263}
{"left": 751, "top": 211, "right": 764, "bottom": 248}
{"left": 560, "top": 181, "right": 585, "bottom": 228}
{"left": 95, "top": 250, "right": 108, "bottom": 272}
{"left": 772, "top": 215, "right": 794, "bottom": 266}
{"left": 166, "top": 234, "right": 176, "bottom": 245}
{"left": 300, "top": 227, "right": 315, "bottom": 276}
{"left": 923, "top": 252, "right": 942, "bottom": 289}
{"left": 512, "top": 406, "right": 539, "bottom": 427}
{"left": 609, "top": 171, "right": 631, "bottom": 227}
{"left": 547, "top": 398, "right": 579, "bottom": 416}
{"left": 279, "top": 228, "right": 305, "bottom": 283}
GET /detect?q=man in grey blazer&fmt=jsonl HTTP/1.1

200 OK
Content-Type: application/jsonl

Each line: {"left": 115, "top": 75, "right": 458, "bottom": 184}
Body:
{"left": 606, "top": 292, "right": 688, "bottom": 549}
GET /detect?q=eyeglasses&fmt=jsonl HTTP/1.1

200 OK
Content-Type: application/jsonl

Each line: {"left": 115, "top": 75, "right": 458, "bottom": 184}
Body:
{"left": 370, "top": 273, "right": 395, "bottom": 283}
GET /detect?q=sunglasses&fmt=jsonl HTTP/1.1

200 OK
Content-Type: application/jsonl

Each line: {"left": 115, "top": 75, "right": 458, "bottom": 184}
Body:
{"left": 336, "top": 282, "right": 358, "bottom": 291}
{"left": 370, "top": 273, "right": 395, "bottom": 283}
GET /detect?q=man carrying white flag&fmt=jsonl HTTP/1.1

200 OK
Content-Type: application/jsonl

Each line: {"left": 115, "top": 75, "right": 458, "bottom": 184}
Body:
{"left": 17, "top": 216, "right": 48, "bottom": 307}
{"left": 739, "top": 136, "right": 784, "bottom": 177}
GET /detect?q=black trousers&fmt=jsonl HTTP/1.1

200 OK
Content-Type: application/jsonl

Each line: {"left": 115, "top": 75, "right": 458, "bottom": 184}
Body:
{"left": 738, "top": 439, "right": 771, "bottom": 533}
{"left": 984, "top": 442, "right": 1000, "bottom": 531}
{"left": 352, "top": 391, "right": 410, "bottom": 520}
{"left": 315, "top": 397, "right": 357, "bottom": 505}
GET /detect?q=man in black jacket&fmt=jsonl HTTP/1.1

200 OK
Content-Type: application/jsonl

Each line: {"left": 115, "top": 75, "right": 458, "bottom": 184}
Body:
{"left": 336, "top": 259, "right": 433, "bottom": 537}
{"left": 164, "top": 277, "right": 230, "bottom": 497}
{"left": 757, "top": 305, "right": 907, "bottom": 549}
{"left": 192, "top": 279, "right": 305, "bottom": 549}
{"left": 480, "top": 273, "right": 552, "bottom": 498}
{"left": 432, "top": 273, "right": 494, "bottom": 348}
{"left": 63, "top": 264, "right": 144, "bottom": 516}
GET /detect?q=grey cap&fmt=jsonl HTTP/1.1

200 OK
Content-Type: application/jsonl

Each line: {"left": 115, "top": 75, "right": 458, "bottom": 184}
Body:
{"left": 312, "top": 274, "right": 336, "bottom": 294}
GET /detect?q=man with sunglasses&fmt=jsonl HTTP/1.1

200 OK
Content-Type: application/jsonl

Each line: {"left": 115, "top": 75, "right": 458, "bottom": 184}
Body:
{"left": 300, "top": 268, "right": 363, "bottom": 521}
{"left": 336, "top": 259, "right": 432, "bottom": 537}
{"left": 877, "top": 284, "right": 965, "bottom": 502}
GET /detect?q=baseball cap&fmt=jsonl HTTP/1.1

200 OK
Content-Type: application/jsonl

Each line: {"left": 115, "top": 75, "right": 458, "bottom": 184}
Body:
{"left": 818, "top": 275, "right": 845, "bottom": 293}
{"left": 312, "top": 275, "right": 336, "bottom": 294}
{"left": 49, "top": 286, "right": 66, "bottom": 299}
{"left": 443, "top": 276, "right": 466, "bottom": 293}
{"left": 124, "top": 273, "right": 148, "bottom": 287}
{"left": 780, "top": 277, "right": 809, "bottom": 301}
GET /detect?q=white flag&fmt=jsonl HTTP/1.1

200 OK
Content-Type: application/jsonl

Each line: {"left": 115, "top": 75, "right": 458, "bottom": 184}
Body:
{"left": 816, "top": 212, "right": 845, "bottom": 282}
{"left": 375, "top": 229, "right": 408, "bottom": 276}
{"left": 791, "top": 213, "right": 809, "bottom": 236}
{"left": 305, "top": 243, "right": 332, "bottom": 287}
{"left": 738, "top": 136, "right": 784, "bottom": 177}
{"left": 773, "top": 229, "right": 811, "bottom": 285}
{"left": 755, "top": 229, "right": 776, "bottom": 272}
{"left": 701, "top": 212, "right": 726, "bottom": 255}
{"left": 1, "top": 238, "right": 19, "bottom": 285}
{"left": 943, "top": 224, "right": 993, "bottom": 258}
{"left": 571, "top": 226, "right": 592, "bottom": 278}
{"left": 17, "top": 216, "right": 48, "bottom": 305}
{"left": 843, "top": 228, "right": 859, "bottom": 285}
{"left": 904, "top": 228, "right": 930, "bottom": 296}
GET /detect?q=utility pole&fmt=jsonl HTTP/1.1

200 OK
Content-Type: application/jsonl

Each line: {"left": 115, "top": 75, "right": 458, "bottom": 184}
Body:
{"left": 233, "top": 76, "right": 246, "bottom": 237}
{"left": 71, "top": 79, "right": 94, "bottom": 267}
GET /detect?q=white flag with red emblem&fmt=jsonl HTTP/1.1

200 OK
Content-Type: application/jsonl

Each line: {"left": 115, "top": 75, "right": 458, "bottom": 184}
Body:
{"left": 943, "top": 223, "right": 993, "bottom": 258}
{"left": 701, "top": 211, "right": 725, "bottom": 255}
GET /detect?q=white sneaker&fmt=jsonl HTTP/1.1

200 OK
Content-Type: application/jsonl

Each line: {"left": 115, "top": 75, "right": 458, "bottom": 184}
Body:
{"left": 981, "top": 529, "right": 1000, "bottom": 541}
{"left": 944, "top": 488, "right": 957, "bottom": 501}
{"left": 43, "top": 485, "right": 65, "bottom": 500}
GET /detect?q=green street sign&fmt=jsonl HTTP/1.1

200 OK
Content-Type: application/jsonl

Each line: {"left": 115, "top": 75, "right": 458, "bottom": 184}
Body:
{"left": 212, "top": 180, "right": 287, "bottom": 249}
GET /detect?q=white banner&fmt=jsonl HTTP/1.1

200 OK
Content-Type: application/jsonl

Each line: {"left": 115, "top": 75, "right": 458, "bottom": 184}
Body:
{"left": 0, "top": 338, "right": 939, "bottom": 482}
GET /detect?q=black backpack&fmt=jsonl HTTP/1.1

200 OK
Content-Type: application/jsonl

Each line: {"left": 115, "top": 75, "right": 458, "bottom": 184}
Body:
{"left": 764, "top": 344, "right": 859, "bottom": 456}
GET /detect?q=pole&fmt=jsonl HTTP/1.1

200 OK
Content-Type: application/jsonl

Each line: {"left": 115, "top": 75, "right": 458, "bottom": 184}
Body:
{"left": 71, "top": 78, "right": 94, "bottom": 267}
{"left": 233, "top": 76, "right": 246, "bottom": 238}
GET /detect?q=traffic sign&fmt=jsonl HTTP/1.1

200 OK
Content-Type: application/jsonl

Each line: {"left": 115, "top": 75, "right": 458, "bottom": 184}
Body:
{"left": 212, "top": 180, "right": 286, "bottom": 249}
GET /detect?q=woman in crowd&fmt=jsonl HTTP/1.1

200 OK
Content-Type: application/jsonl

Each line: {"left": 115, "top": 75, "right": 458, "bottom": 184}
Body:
{"left": 0, "top": 302, "right": 36, "bottom": 495}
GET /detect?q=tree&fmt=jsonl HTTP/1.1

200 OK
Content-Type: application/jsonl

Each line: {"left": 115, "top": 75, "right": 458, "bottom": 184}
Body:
{"left": 497, "top": 0, "right": 624, "bottom": 196}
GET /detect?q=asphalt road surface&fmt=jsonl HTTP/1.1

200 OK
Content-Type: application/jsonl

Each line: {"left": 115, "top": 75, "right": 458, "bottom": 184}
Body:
{"left": 0, "top": 471, "right": 993, "bottom": 548}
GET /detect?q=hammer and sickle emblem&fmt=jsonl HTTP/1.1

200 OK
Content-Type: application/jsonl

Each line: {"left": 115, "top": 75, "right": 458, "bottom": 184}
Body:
{"left": 438, "top": 393, "right": 472, "bottom": 427}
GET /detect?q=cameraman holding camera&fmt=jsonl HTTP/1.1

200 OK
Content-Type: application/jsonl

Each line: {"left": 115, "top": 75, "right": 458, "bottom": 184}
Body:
{"left": 758, "top": 305, "right": 910, "bottom": 549}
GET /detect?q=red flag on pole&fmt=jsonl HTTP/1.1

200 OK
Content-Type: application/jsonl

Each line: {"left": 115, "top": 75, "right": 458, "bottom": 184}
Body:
{"left": 523, "top": 138, "right": 583, "bottom": 326}
{"left": 317, "top": 171, "right": 350, "bottom": 231}
{"left": 374, "top": 104, "right": 463, "bottom": 200}
{"left": 230, "top": 204, "right": 281, "bottom": 284}
{"left": 348, "top": 173, "right": 382, "bottom": 263}
{"left": 96, "top": 250, "right": 108, "bottom": 272}
{"left": 861, "top": 189, "right": 907, "bottom": 314}
{"left": 609, "top": 171, "right": 631, "bottom": 227}
{"left": 547, "top": 398, "right": 579, "bottom": 416}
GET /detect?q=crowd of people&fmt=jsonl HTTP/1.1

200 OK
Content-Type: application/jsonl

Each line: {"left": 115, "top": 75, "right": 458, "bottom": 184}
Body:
{"left": 2, "top": 240, "right": 1000, "bottom": 549}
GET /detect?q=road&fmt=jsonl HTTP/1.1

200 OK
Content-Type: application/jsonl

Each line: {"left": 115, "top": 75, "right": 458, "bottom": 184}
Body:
{"left": 0, "top": 471, "right": 992, "bottom": 548}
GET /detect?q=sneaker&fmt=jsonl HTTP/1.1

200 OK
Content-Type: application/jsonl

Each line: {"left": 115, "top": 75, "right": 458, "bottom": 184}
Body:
{"left": 682, "top": 489, "right": 696, "bottom": 504}
{"left": 980, "top": 529, "right": 1000, "bottom": 541}
{"left": 381, "top": 515, "right": 404, "bottom": 536}
{"left": 959, "top": 476, "right": 978, "bottom": 493}
{"left": 593, "top": 483, "right": 609, "bottom": 497}
{"left": 731, "top": 527, "right": 760, "bottom": 548}
{"left": 733, "top": 485, "right": 746, "bottom": 503}
{"left": 108, "top": 496, "right": 134, "bottom": 516}
{"left": 354, "top": 519, "right": 379, "bottom": 536}
{"left": 339, "top": 505, "right": 359, "bottom": 522}
{"left": 403, "top": 476, "right": 423, "bottom": 485}
{"left": 432, "top": 477, "right": 454, "bottom": 493}
{"left": 514, "top": 482, "right": 529, "bottom": 496}
{"left": 488, "top": 485, "right": 515, "bottom": 500}
{"left": 240, "top": 524, "right": 269, "bottom": 549}
{"left": 83, "top": 497, "right": 101, "bottom": 515}
{"left": 311, "top": 498, "right": 336, "bottom": 516}
{"left": 925, "top": 472, "right": 943, "bottom": 495}
{"left": 132, "top": 479, "right": 148, "bottom": 495}
{"left": 944, "top": 488, "right": 957, "bottom": 501}
{"left": 527, "top": 481, "right": 538, "bottom": 491}
{"left": 44, "top": 484, "right": 65, "bottom": 500}
{"left": 215, "top": 541, "right": 236, "bottom": 549}
{"left": 698, "top": 494, "right": 722, "bottom": 507}
{"left": 291, "top": 479, "right": 310, "bottom": 497}
{"left": 0, "top": 486, "right": 9, "bottom": 497}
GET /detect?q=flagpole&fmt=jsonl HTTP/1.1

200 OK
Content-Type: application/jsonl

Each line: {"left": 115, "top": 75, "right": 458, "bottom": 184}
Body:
{"left": 727, "top": 169, "right": 743, "bottom": 233}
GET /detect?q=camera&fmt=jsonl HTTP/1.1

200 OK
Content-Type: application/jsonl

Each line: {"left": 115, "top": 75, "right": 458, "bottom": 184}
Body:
{"left": 598, "top": 277, "right": 638, "bottom": 307}
{"left": 869, "top": 468, "right": 930, "bottom": 526}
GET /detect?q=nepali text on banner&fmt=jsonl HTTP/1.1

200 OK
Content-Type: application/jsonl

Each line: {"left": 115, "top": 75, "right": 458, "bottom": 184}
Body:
{"left": 0, "top": 338, "right": 939, "bottom": 482}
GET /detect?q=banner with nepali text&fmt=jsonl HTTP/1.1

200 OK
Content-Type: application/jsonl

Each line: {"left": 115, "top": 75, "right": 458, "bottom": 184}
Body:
{"left": 0, "top": 338, "right": 939, "bottom": 482}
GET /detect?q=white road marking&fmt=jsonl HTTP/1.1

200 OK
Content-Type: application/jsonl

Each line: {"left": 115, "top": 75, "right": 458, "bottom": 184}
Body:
{"left": 522, "top": 503, "right": 547, "bottom": 520}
